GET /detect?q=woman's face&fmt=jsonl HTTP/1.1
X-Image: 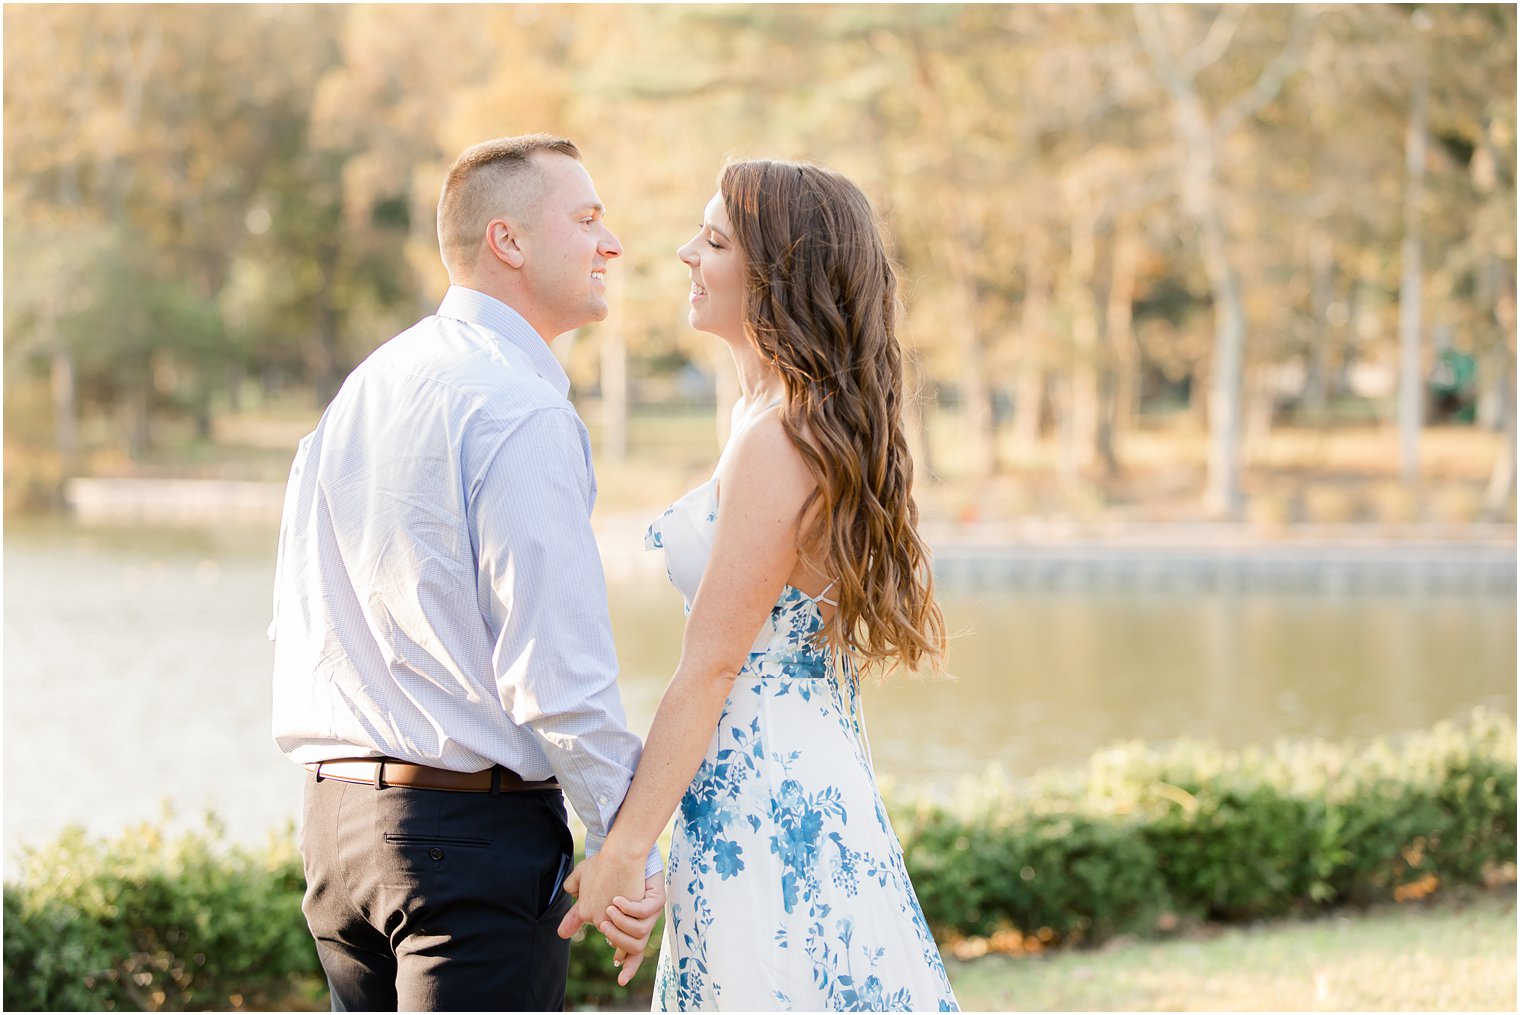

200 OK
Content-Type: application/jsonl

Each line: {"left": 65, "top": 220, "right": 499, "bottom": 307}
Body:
{"left": 676, "top": 192, "right": 745, "bottom": 340}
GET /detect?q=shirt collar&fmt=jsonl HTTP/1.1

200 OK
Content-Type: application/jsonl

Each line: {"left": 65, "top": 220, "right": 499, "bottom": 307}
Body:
{"left": 436, "top": 285, "right": 571, "bottom": 397}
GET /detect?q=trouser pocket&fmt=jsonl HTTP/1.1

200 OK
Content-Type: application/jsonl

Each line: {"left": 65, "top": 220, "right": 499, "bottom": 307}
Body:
{"left": 539, "top": 850, "right": 573, "bottom": 920}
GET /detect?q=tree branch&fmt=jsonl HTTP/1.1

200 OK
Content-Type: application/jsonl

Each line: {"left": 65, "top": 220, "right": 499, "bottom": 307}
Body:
{"left": 1133, "top": 3, "right": 1190, "bottom": 97}
{"left": 1179, "top": 5, "right": 1246, "bottom": 79}
{"left": 1213, "top": 6, "right": 1312, "bottom": 141}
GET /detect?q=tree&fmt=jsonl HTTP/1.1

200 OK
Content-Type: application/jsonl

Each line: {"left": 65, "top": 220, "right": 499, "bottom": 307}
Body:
{"left": 1135, "top": 4, "right": 1311, "bottom": 518}
{"left": 1397, "top": 11, "right": 1432, "bottom": 486}
{"left": 4, "top": 6, "right": 341, "bottom": 449}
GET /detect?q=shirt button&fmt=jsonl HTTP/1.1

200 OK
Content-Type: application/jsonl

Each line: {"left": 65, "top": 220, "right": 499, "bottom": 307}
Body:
{"left": 429, "top": 847, "right": 444, "bottom": 861}
{"left": 597, "top": 795, "right": 609, "bottom": 806}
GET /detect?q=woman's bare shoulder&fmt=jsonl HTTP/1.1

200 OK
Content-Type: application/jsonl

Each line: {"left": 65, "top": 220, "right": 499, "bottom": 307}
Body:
{"left": 717, "top": 408, "right": 815, "bottom": 511}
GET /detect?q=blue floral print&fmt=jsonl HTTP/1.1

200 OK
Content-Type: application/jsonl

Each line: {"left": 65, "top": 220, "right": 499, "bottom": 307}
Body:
{"left": 645, "top": 481, "right": 958, "bottom": 1011}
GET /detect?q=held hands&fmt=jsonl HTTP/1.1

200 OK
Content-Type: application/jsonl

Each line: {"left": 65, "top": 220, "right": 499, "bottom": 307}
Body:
{"left": 603, "top": 873, "right": 665, "bottom": 985}
{"left": 555, "top": 855, "right": 666, "bottom": 986}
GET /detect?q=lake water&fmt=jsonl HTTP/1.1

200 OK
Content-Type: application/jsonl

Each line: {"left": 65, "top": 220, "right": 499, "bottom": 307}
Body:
{"left": 4, "top": 517, "right": 1515, "bottom": 876}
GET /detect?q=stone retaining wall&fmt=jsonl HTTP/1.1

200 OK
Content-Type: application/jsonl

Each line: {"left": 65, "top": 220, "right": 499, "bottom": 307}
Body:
{"left": 65, "top": 478, "right": 1516, "bottom": 594}
{"left": 928, "top": 544, "right": 1516, "bottom": 595}
{"left": 66, "top": 477, "right": 286, "bottom": 525}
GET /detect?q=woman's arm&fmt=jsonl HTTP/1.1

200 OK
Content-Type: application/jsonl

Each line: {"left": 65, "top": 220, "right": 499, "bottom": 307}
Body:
{"left": 556, "top": 408, "right": 816, "bottom": 938}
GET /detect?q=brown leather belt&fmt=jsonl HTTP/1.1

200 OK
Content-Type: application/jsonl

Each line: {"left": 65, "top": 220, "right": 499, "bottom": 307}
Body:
{"left": 306, "top": 758, "right": 558, "bottom": 794}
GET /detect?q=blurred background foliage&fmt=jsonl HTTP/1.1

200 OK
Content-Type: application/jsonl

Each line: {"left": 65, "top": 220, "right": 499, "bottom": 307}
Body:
{"left": 3, "top": 3, "right": 1515, "bottom": 519}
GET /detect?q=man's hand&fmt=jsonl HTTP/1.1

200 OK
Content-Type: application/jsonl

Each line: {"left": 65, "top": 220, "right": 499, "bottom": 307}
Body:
{"left": 556, "top": 862, "right": 665, "bottom": 986}
{"left": 554, "top": 851, "right": 647, "bottom": 943}
{"left": 603, "top": 874, "right": 666, "bottom": 985}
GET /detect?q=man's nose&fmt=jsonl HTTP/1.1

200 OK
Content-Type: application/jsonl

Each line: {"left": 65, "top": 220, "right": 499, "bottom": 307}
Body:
{"left": 601, "top": 228, "right": 623, "bottom": 259}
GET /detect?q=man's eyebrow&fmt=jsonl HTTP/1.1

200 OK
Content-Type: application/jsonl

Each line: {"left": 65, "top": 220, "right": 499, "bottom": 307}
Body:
{"left": 578, "top": 203, "right": 606, "bottom": 215}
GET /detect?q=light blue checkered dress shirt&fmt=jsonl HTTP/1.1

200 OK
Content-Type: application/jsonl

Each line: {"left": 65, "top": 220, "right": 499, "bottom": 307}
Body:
{"left": 271, "top": 285, "right": 659, "bottom": 874}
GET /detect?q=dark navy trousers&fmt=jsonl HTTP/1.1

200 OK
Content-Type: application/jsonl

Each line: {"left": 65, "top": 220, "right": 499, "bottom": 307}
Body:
{"left": 299, "top": 775, "right": 575, "bottom": 1012}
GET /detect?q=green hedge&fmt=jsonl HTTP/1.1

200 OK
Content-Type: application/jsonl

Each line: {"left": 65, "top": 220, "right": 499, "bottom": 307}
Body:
{"left": 5, "top": 710, "right": 1514, "bottom": 1010}
{"left": 1, "top": 816, "right": 317, "bottom": 1012}
{"left": 0, "top": 811, "right": 643, "bottom": 1013}
{"left": 897, "top": 707, "right": 1517, "bottom": 945}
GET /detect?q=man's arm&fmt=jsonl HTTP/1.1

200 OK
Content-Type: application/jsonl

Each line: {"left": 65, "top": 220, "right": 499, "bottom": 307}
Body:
{"left": 468, "top": 406, "right": 660, "bottom": 879}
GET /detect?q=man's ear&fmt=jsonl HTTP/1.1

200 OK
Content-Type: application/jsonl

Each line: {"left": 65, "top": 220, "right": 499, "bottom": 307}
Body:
{"left": 487, "top": 218, "right": 526, "bottom": 269}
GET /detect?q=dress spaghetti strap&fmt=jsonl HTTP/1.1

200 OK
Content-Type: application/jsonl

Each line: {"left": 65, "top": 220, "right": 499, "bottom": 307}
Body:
{"left": 713, "top": 397, "right": 785, "bottom": 474}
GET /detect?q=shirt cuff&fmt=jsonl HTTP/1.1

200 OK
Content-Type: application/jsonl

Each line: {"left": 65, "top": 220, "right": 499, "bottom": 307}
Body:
{"left": 583, "top": 831, "right": 606, "bottom": 860}
{"left": 582, "top": 834, "right": 664, "bottom": 880}
{"left": 644, "top": 844, "right": 665, "bottom": 881}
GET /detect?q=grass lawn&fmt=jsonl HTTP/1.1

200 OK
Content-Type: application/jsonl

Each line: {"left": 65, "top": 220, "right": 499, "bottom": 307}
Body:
{"left": 945, "top": 887, "right": 1517, "bottom": 1012}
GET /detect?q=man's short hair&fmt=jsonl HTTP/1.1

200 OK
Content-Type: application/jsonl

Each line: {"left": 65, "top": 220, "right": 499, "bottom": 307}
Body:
{"left": 437, "top": 134, "right": 582, "bottom": 274}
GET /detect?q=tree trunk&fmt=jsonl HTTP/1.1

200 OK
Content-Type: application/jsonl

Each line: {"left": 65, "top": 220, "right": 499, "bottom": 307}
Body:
{"left": 51, "top": 344, "right": 79, "bottom": 472}
{"left": 1244, "top": 366, "right": 1275, "bottom": 462}
{"left": 193, "top": 387, "right": 213, "bottom": 442}
{"left": 311, "top": 235, "right": 343, "bottom": 407}
{"left": 1014, "top": 231, "right": 1052, "bottom": 456}
{"left": 313, "top": 297, "right": 341, "bottom": 408}
{"left": 226, "top": 360, "right": 245, "bottom": 413}
{"left": 1202, "top": 248, "right": 1247, "bottom": 519}
{"left": 1484, "top": 361, "right": 1516, "bottom": 517}
{"left": 1397, "top": 62, "right": 1429, "bottom": 487}
{"left": 1065, "top": 204, "right": 1101, "bottom": 482}
{"left": 1485, "top": 261, "right": 1517, "bottom": 516}
{"left": 1014, "top": 368, "right": 1047, "bottom": 460}
{"left": 1134, "top": 4, "right": 1307, "bottom": 519}
{"left": 1175, "top": 88, "right": 1247, "bottom": 518}
{"left": 954, "top": 278, "right": 991, "bottom": 480}
{"left": 126, "top": 380, "right": 152, "bottom": 463}
{"left": 913, "top": 43, "right": 995, "bottom": 479}
{"left": 1189, "top": 355, "right": 1211, "bottom": 433}
{"left": 1306, "top": 228, "right": 1335, "bottom": 423}
{"left": 1102, "top": 218, "right": 1140, "bottom": 474}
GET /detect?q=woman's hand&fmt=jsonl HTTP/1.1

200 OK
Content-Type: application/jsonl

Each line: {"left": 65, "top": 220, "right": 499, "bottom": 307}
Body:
{"left": 604, "top": 874, "right": 667, "bottom": 985}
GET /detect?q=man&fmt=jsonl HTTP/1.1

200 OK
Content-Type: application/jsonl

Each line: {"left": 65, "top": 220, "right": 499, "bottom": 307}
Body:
{"left": 271, "top": 134, "right": 662, "bottom": 1012}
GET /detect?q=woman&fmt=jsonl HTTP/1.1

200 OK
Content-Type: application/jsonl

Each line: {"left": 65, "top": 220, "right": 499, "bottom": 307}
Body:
{"left": 563, "top": 160, "right": 957, "bottom": 1012}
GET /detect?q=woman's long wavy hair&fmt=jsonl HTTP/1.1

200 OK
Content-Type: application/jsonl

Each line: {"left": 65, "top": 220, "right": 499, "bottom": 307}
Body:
{"left": 720, "top": 159, "right": 946, "bottom": 677}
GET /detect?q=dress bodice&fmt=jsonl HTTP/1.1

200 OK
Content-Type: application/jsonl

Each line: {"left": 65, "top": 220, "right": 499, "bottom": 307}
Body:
{"left": 644, "top": 477, "right": 835, "bottom": 665}
{"left": 644, "top": 401, "right": 840, "bottom": 667}
{"left": 643, "top": 478, "right": 718, "bottom": 613}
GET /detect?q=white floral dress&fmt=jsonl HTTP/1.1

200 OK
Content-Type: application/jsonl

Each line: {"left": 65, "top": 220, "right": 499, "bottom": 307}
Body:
{"left": 644, "top": 443, "right": 958, "bottom": 1012}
